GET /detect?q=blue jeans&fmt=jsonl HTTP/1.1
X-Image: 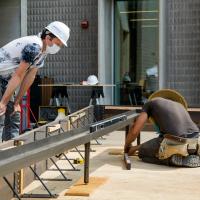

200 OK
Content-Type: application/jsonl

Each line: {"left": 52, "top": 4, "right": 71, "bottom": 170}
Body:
{"left": 0, "top": 76, "right": 20, "bottom": 141}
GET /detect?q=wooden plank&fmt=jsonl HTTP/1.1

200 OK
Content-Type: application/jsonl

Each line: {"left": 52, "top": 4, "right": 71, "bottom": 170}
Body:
{"left": 188, "top": 108, "right": 200, "bottom": 112}
{"left": 16, "top": 169, "right": 24, "bottom": 194}
{"left": 108, "top": 148, "right": 124, "bottom": 155}
{"left": 109, "top": 148, "right": 138, "bottom": 156}
{"left": 15, "top": 141, "right": 24, "bottom": 195}
{"left": 47, "top": 124, "right": 61, "bottom": 133}
{"left": 109, "top": 149, "right": 135, "bottom": 156}
{"left": 39, "top": 84, "right": 115, "bottom": 87}
{"left": 105, "top": 106, "right": 140, "bottom": 110}
{"left": 41, "top": 77, "right": 54, "bottom": 106}
{"left": 0, "top": 146, "right": 16, "bottom": 151}
{"left": 0, "top": 140, "right": 15, "bottom": 150}
{"left": 69, "top": 112, "right": 86, "bottom": 123}
{"left": 105, "top": 106, "right": 200, "bottom": 113}
{"left": 44, "top": 112, "right": 86, "bottom": 133}
{"left": 108, "top": 148, "right": 138, "bottom": 157}
{"left": 65, "top": 84, "right": 115, "bottom": 87}
{"left": 65, "top": 177, "right": 108, "bottom": 196}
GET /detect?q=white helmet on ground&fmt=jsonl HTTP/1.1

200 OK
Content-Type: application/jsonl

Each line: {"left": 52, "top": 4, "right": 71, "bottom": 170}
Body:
{"left": 46, "top": 21, "right": 70, "bottom": 47}
{"left": 87, "top": 75, "right": 99, "bottom": 85}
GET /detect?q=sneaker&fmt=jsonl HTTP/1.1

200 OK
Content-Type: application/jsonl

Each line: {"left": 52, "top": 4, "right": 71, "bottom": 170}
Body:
{"left": 170, "top": 154, "right": 200, "bottom": 168}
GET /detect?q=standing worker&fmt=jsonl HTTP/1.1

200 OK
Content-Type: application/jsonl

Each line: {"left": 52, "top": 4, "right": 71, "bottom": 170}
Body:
{"left": 0, "top": 21, "right": 70, "bottom": 141}
{"left": 124, "top": 97, "right": 200, "bottom": 167}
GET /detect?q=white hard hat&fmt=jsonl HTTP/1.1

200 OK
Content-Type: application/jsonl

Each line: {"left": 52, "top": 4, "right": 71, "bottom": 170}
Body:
{"left": 87, "top": 75, "right": 99, "bottom": 85}
{"left": 46, "top": 21, "right": 70, "bottom": 46}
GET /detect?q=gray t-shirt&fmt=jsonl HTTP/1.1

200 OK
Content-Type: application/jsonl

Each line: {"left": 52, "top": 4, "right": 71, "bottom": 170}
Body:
{"left": 0, "top": 35, "right": 47, "bottom": 77}
{"left": 142, "top": 97, "right": 199, "bottom": 137}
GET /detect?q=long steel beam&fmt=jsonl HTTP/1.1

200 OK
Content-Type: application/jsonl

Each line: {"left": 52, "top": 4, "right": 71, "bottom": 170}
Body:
{"left": 0, "top": 110, "right": 138, "bottom": 177}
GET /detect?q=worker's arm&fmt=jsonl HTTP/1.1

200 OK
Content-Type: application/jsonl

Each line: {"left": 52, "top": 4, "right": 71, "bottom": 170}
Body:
{"left": 14, "top": 67, "right": 38, "bottom": 111}
{"left": 0, "top": 61, "right": 30, "bottom": 115}
{"left": 124, "top": 112, "right": 148, "bottom": 153}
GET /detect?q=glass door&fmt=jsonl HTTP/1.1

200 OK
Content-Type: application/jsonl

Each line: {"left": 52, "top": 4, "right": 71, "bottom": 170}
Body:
{"left": 114, "top": 0, "right": 159, "bottom": 105}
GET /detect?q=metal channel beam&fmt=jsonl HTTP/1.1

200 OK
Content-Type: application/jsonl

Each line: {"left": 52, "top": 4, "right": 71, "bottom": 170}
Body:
{"left": 0, "top": 110, "right": 138, "bottom": 177}
{"left": 15, "top": 105, "right": 94, "bottom": 141}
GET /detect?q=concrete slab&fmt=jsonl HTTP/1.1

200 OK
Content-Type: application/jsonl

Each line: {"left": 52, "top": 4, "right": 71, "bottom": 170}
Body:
{"left": 12, "top": 130, "right": 200, "bottom": 200}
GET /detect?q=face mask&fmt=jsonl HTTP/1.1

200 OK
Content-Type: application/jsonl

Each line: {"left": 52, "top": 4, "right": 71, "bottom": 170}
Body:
{"left": 45, "top": 44, "right": 61, "bottom": 54}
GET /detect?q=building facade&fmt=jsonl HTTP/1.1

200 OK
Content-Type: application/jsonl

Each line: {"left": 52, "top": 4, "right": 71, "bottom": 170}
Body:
{"left": 1, "top": 0, "right": 200, "bottom": 199}
{"left": 1, "top": 0, "right": 200, "bottom": 111}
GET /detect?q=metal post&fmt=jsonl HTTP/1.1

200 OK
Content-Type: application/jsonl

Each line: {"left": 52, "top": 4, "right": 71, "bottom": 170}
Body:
{"left": 74, "top": 147, "right": 84, "bottom": 159}
{"left": 3, "top": 177, "right": 22, "bottom": 200}
{"left": 49, "top": 158, "right": 71, "bottom": 181}
{"left": 84, "top": 142, "right": 91, "bottom": 184}
{"left": 137, "top": 133, "right": 141, "bottom": 145}
{"left": 124, "top": 125, "right": 131, "bottom": 170}
{"left": 65, "top": 89, "right": 71, "bottom": 114}
{"left": 29, "top": 166, "right": 53, "bottom": 197}
{"left": 159, "top": 0, "right": 167, "bottom": 89}
{"left": 61, "top": 153, "right": 80, "bottom": 171}
{"left": 125, "top": 125, "right": 129, "bottom": 138}
{"left": 94, "top": 139, "right": 102, "bottom": 145}
{"left": 13, "top": 172, "right": 16, "bottom": 197}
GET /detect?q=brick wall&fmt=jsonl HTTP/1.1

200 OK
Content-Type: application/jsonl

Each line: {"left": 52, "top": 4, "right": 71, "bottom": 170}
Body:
{"left": 166, "top": 0, "right": 200, "bottom": 106}
{"left": 27, "top": 0, "right": 98, "bottom": 111}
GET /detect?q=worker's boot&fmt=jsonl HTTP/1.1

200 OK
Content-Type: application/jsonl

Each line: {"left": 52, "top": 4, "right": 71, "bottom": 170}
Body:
{"left": 170, "top": 154, "right": 200, "bottom": 168}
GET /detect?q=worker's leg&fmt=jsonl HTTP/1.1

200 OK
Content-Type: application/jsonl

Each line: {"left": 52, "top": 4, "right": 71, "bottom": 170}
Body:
{"left": 2, "top": 101, "right": 20, "bottom": 141}
{"left": 0, "top": 75, "right": 20, "bottom": 141}
{"left": 138, "top": 137, "right": 200, "bottom": 167}
{"left": 138, "top": 137, "right": 170, "bottom": 165}
{"left": 0, "top": 114, "right": 5, "bottom": 141}
{"left": 0, "top": 79, "right": 5, "bottom": 141}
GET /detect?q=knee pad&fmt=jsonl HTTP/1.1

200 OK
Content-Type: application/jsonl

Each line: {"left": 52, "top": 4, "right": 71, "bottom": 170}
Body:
{"left": 159, "top": 136, "right": 199, "bottom": 160}
{"left": 158, "top": 138, "right": 189, "bottom": 160}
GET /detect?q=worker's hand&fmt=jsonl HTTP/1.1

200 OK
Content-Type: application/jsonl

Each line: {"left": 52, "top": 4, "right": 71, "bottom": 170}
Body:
{"left": 128, "top": 146, "right": 139, "bottom": 156}
{"left": 0, "top": 102, "right": 6, "bottom": 116}
{"left": 11, "top": 104, "right": 21, "bottom": 115}
{"left": 124, "top": 144, "right": 132, "bottom": 154}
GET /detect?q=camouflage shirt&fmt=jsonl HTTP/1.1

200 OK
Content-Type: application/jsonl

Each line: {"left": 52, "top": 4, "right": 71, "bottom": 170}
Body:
{"left": 0, "top": 35, "right": 47, "bottom": 77}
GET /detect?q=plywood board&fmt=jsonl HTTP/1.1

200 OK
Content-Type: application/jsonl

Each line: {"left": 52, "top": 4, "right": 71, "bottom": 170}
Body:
{"left": 108, "top": 148, "right": 138, "bottom": 156}
{"left": 108, "top": 148, "right": 124, "bottom": 155}
{"left": 65, "top": 177, "right": 108, "bottom": 196}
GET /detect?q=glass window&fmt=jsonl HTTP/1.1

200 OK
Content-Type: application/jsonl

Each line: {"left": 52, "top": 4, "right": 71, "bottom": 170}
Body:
{"left": 0, "top": 0, "right": 21, "bottom": 46}
{"left": 114, "top": 0, "right": 159, "bottom": 106}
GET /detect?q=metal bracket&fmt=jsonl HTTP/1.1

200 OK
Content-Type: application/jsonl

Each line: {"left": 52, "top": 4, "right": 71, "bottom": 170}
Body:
{"left": 3, "top": 166, "right": 57, "bottom": 200}
{"left": 124, "top": 125, "right": 132, "bottom": 170}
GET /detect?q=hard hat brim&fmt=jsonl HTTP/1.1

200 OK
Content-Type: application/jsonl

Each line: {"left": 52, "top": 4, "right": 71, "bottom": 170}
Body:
{"left": 148, "top": 89, "right": 188, "bottom": 109}
{"left": 45, "top": 27, "right": 68, "bottom": 47}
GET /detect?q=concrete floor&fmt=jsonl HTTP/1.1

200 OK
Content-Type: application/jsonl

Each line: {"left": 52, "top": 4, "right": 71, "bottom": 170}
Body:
{"left": 13, "top": 131, "right": 200, "bottom": 200}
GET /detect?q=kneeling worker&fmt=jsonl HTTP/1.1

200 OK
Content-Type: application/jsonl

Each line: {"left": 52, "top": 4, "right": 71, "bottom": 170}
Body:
{"left": 124, "top": 97, "right": 200, "bottom": 167}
